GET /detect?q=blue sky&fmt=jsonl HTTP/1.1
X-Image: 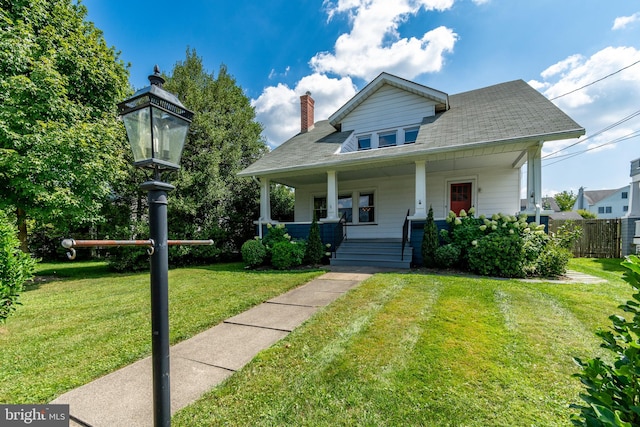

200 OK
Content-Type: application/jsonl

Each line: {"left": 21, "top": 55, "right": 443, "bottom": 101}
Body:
{"left": 84, "top": 0, "right": 640, "bottom": 198}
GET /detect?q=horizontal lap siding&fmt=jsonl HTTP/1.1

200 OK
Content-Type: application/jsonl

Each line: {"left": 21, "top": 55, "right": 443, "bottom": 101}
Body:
{"left": 341, "top": 85, "right": 435, "bottom": 133}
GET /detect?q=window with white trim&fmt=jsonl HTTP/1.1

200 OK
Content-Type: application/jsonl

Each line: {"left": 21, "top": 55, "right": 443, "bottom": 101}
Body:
{"left": 338, "top": 194, "right": 353, "bottom": 221}
{"left": 378, "top": 131, "right": 397, "bottom": 148}
{"left": 313, "top": 197, "right": 327, "bottom": 220}
{"left": 404, "top": 127, "right": 418, "bottom": 144}
{"left": 358, "top": 193, "right": 375, "bottom": 223}
{"left": 357, "top": 135, "right": 371, "bottom": 150}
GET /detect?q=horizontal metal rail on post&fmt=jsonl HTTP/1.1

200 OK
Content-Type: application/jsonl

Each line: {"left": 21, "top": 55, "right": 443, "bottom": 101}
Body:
{"left": 61, "top": 238, "right": 214, "bottom": 260}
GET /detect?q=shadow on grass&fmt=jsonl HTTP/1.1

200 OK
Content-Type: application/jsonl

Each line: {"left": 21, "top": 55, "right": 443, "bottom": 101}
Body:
{"left": 584, "top": 258, "right": 625, "bottom": 273}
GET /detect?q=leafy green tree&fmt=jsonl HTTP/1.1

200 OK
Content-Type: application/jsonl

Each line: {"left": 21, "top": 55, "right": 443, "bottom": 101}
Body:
{"left": 0, "top": 210, "right": 36, "bottom": 322}
{"left": 271, "top": 184, "right": 295, "bottom": 222}
{"left": 161, "top": 50, "right": 266, "bottom": 262}
{"left": 0, "top": 0, "right": 130, "bottom": 252}
{"left": 555, "top": 190, "right": 577, "bottom": 212}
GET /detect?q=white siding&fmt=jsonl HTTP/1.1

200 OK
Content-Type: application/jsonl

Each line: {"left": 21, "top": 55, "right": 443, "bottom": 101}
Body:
{"left": 341, "top": 84, "right": 435, "bottom": 134}
{"left": 293, "top": 167, "right": 521, "bottom": 239}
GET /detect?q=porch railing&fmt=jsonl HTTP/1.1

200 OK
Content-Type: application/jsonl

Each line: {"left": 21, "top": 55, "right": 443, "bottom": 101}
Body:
{"left": 332, "top": 212, "right": 348, "bottom": 257}
{"left": 401, "top": 209, "right": 410, "bottom": 261}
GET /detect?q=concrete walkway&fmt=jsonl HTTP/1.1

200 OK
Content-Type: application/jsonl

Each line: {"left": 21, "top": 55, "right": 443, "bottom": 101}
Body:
{"left": 50, "top": 266, "right": 604, "bottom": 426}
{"left": 51, "top": 270, "right": 374, "bottom": 427}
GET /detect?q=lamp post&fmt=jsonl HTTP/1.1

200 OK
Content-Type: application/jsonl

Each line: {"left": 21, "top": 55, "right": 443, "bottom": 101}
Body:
{"left": 117, "top": 66, "right": 193, "bottom": 427}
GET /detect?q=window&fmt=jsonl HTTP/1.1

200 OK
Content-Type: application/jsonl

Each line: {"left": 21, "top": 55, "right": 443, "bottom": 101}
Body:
{"left": 622, "top": 191, "right": 628, "bottom": 199}
{"left": 338, "top": 195, "right": 353, "bottom": 222}
{"left": 605, "top": 206, "right": 612, "bottom": 214}
{"left": 358, "top": 193, "right": 375, "bottom": 223}
{"left": 624, "top": 205, "right": 629, "bottom": 212}
{"left": 378, "top": 131, "right": 397, "bottom": 148}
{"left": 598, "top": 207, "right": 605, "bottom": 214}
{"left": 313, "top": 197, "right": 327, "bottom": 220}
{"left": 404, "top": 127, "right": 418, "bottom": 144}
{"left": 357, "top": 135, "right": 371, "bottom": 150}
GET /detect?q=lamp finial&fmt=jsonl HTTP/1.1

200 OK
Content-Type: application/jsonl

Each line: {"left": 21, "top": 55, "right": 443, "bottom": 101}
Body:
{"left": 148, "top": 65, "right": 165, "bottom": 87}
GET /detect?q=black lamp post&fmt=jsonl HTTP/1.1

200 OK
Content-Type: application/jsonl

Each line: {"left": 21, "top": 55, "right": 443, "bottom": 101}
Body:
{"left": 117, "top": 66, "right": 193, "bottom": 427}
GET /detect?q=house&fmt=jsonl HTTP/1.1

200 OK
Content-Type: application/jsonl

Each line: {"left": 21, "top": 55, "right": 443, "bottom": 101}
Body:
{"left": 239, "top": 72, "right": 585, "bottom": 267}
{"left": 573, "top": 186, "right": 630, "bottom": 219}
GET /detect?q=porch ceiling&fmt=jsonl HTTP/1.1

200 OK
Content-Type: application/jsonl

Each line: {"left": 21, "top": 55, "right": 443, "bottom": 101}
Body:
{"left": 269, "top": 146, "right": 528, "bottom": 188}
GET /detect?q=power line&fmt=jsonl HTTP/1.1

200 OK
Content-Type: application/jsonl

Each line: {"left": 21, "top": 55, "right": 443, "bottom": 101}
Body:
{"left": 542, "top": 108, "right": 640, "bottom": 159}
{"left": 548, "top": 58, "right": 640, "bottom": 101}
{"left": 544, "top": 129, "right": 640, "bottom": 167}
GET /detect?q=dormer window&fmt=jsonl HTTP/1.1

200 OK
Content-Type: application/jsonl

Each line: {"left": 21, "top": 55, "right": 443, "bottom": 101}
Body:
{"left": 404, "top": 127, "right": 419, "bottom": 144}
{"left": 379, "top": 131, "right": 397, "bottom": 148}
{"left": 358, "top": 135, "right": 371, "bottom": 150}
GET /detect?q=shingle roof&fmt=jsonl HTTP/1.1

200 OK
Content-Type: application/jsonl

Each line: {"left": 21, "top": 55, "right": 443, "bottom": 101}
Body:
{"left": 239, "top": 79, "right": 584, "bottom": 178}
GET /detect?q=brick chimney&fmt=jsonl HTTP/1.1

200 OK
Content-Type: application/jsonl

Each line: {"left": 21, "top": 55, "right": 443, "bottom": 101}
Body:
{"left": 300, "top": 91, "right": 315, "bottom": 133}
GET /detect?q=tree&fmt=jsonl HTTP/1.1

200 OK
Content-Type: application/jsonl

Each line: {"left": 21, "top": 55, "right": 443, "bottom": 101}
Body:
{"left": 162, "top": 50, "right": 267, "bottom": 261}
{"left": 271, "top": 184, "right": 295, "bottom": 222}
{"left": 0, "top": 210, "right": 36, "bottom": 322}
{"left": 0, "top": 0, "right": 130, "bottom": 252}
{"left": 554, "top": 190, "right": 577, "bottom": 212}
{"left": 421, "top": 206, "right": 439, "bottom": 267}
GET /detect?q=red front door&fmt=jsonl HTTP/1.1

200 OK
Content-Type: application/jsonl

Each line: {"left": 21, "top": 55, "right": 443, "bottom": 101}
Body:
{"left": 450, "top": 183, "right": 472, "bottom": 215}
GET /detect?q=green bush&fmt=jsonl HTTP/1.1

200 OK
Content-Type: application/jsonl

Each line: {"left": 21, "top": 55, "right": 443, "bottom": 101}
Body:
{"left": 434, "top": 244, "right": 460, "bottom": 269}
{"left": 421, "top": 206, "right": 439, "bottom": 268}
{"left": 241, "top": 239, "right": 267, "bottom": 267}
{"left": 0, "top": 210, "right": 37, "bottom": 322}
{"left": 468, "top": 232, "right": 525, "bottom": 278}
{"left": 271, "top": 240, "right": 306, "bottom": 270}
{"left": 577, "top": 209, "right": 597, "bottom": 219}
{"left": 446, "top": 209, "right": 483, "bottom": 266}
{"left": 571, "top": 255, "right": 640, "bottom": 426}
{"left": 305, "top": 217, "right": 324, "bottom": 265}
{"left": 534, "top": 246, "right": 571, "bottom": 278}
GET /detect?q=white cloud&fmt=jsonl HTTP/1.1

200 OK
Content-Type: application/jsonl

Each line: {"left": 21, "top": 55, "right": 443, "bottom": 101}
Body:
{"left": 251, "top": 74, "right": 357, "bottom": 148}
{"left": 253, "top": 0, "right": 459, "bottom": 147}
{"left": 313, "top": 0, "right": 457, "bottom": 81}
{"left": 612, "top": 12, "right": 640, "bottom": 30}
{"left": 533, "top": 46, "right": 640, "bottom": 182}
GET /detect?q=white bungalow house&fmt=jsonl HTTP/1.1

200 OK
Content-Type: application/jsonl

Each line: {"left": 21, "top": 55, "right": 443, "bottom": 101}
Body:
{"left": 239, "top": 72, "right": 584, "bottom": 268}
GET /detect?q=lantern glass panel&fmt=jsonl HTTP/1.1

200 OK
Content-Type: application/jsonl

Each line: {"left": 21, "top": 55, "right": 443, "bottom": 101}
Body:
{"left": 122, "top": 107, "right": 152, "bottom": 163}
{"left": 152, "top": 107, "right": 189, "bottom": 165}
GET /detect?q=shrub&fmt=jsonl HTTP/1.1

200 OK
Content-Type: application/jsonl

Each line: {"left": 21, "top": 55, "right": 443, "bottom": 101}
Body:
{"left": 446, "top": 209, "right": 483, "bottom": 267}
{"left": 434, "top": 244, "right": 460, "bottom": 269}
{"left": 468, "top": 232, "right": 525, "bottom": 278}
{"left": 577, "top": 209, "right": 597, "bottom": 219}
{"left": 571, "top": 255, "right": 640, "bottom": 426}
{"left": 271, "top": 240, "right": 306, "bottom": 270}
{"left": 305, "top": 216, "right": 324, "bottom": 265}
{"left": 0, "top": 210, "right": 37, "bottom": 322}
{"left": 241, "top": 239, "right": 267, "bottom": 267}
{"left": 421, "top": 206, "right": 439, "bottom": 268}
{"left": 535, "top": 246, "right": 571, "bottom": 278}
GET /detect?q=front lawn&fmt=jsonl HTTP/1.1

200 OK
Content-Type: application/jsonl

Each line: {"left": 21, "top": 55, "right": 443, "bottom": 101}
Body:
{"left": 0, "top": 261, "right": 324, "bottom": 403}
{"left": 173, "top": 258, "right": 629, "bottom": 426}
{"left": 1, "top": 258, "right": 630, "bottom": 426}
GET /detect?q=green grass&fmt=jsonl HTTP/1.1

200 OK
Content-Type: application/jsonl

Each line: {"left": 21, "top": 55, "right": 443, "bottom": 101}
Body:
{"left": 172, "top": 258, "right": 630, "bottom": 426}
{"left": 0, "top": 261, "right": 324, "bottom": 403}
{"left": 3, "top": 258, "right": 631, "bottom": 425}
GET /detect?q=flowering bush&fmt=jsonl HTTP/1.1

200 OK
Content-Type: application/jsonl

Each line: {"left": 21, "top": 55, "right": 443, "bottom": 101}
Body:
{"left": 440, "top": 210, "right": 574, "bottom": 278}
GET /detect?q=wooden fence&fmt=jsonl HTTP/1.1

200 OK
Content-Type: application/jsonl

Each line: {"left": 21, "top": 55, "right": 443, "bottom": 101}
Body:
{"left": 548, "top": 218, "right": 621, "bottom": 258}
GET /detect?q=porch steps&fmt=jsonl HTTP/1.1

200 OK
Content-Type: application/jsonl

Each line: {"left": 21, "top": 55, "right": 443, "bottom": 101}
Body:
{"left": 330, "top": 238, "right": 412, "bottom": 269}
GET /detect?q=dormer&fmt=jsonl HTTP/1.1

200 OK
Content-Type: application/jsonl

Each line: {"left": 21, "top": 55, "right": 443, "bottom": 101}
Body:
{"left": 329, "top": 72, "right": 449, "bottom": 154}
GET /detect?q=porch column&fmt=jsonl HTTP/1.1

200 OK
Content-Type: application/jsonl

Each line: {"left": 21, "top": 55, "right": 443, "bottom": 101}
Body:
{"left": 526, "top": 143, "right": 542, "bottom": 223}
{"left": 259, "top": 177, "right": 272, "bottom": 222}
{"left": 326, "top": 170, "right": 338, "bottom": 220}
{"left": 408, "top": 160, "right": 428, "bottom": 219}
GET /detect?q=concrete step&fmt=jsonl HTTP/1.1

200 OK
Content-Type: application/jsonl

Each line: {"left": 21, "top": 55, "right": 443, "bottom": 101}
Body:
{"left": 331, "top": 239, "right": 412, "bottom": 269}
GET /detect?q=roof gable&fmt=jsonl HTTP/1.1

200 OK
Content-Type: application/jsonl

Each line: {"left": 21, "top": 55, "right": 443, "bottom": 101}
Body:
{"left": 328, "top": 72, "right": 448, "bottom": 127}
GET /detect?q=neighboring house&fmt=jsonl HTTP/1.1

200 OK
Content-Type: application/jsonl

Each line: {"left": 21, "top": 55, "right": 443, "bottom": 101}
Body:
{"left": 239, "top": 72, "right": 584, "bottom": 267}
{"left": 520, "top": 197, "right": 560, "bottom": 213}
{"left": 573, "top": 186, "right": 630, "bottom": 219}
